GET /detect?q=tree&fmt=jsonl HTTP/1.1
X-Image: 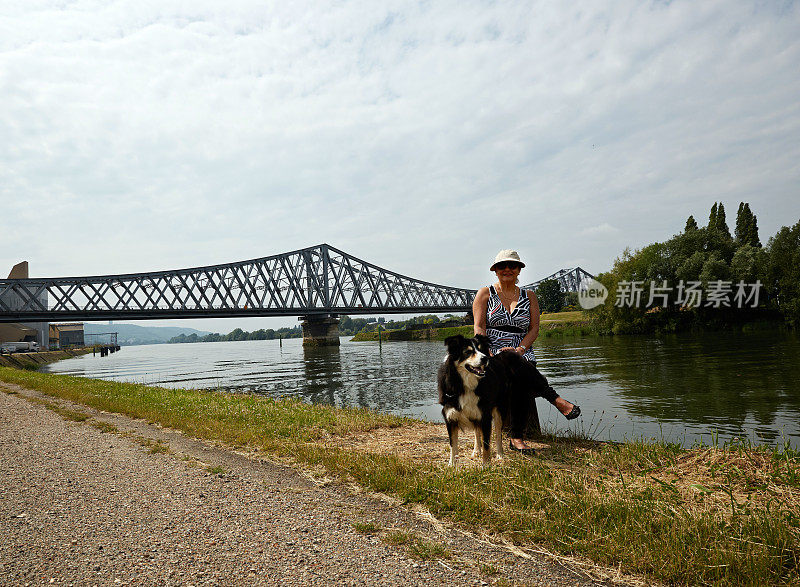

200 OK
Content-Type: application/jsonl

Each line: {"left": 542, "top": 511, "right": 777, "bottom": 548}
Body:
{"left": 715, "top": 203, "right": 731, "bottom": 238}
{"left": 766, "top": 221, "right": 800, "bottom": 325}
{"left": 735, "top": 202, "right": 748, "bottom": 243}
{"left": 743, "top": 203, "right": 761, "bottom": 247}
{"left": 536, "top": 279, "right": 564, "bottom": 313}
{"left": 685, "top": 215, "right": 698, "bottom": 231}
{"left": 730, "top": 244, "right": 765, "bottom": 284}
{"left": 708, "top": 203, "right": 718, "bottom": 228}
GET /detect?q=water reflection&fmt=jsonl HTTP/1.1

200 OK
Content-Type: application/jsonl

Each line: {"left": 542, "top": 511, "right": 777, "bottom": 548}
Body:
{"left": 536, "top": 331, "right": 800, "bottom": 446}
{"left": 302, "top": 345, "right": 343, "bottom": 405}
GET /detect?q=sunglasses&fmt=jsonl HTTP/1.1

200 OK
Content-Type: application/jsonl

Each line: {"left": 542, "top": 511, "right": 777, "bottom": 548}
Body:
{"left": 494, "top": 262, "right": 522, "bottom": 270}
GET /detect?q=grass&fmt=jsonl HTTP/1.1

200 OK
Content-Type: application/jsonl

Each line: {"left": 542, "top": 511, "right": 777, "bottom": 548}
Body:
{"left": 352, "top": 521, "right": 381, "bottom": 534}
{"left": 351, "top": 311, "right": 598, "bottom": 342}
{"left": 1, "top": 365, "right": 798, "bottom": 585}
{"left": 382, "top": 530, "right": 451, "bottom": 560}
{"left": 539, "top": 310, "right": 584, "bottom": 322}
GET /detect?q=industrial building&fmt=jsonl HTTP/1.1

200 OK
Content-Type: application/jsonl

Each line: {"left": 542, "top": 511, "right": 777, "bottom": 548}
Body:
{"left": 49, "top": 323, "right": 85, "bottom": 349}
{"left": 0, "top": 262, "right": 49, "bottom": 349}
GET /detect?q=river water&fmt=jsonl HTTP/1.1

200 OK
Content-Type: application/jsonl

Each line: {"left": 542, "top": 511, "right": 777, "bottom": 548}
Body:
{"left": 43, "top": 331, "right": 800, "bottom": 449}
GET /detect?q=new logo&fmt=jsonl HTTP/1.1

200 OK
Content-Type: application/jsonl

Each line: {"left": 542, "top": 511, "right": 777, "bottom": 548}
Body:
{"left": 578, "top": 278, "right": 608, "bottom": 310}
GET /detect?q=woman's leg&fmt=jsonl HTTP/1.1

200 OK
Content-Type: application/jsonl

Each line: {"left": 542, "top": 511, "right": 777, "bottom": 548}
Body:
{"left": 523, "top": 361, "right": 579, "bottom": 417}
{"left": 508, "top": 359, "right": 535, "bottom": 450}
{"left": 508, "top": 359, "right": 580, "bottom": 451}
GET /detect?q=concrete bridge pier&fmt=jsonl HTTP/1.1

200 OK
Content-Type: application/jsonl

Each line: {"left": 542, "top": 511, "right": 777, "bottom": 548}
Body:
{"left": 301, "top": 314, "right": 340, "bottom": 347}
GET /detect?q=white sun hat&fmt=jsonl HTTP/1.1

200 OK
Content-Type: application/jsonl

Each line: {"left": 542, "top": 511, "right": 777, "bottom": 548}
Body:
{"left": 490, "top": 250, "right": 526, "bottom": 271}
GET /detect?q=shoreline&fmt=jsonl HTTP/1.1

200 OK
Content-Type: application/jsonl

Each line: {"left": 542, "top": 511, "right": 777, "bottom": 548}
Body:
{"left": 0, "top": 365, "right": 796, "bottom": 585}
{"left": 0, "top": 347, "right": 93, "bottom": 370}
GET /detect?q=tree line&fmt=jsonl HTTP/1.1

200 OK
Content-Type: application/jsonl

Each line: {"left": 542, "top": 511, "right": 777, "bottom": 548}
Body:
{"left": 168, "top": 326, "right": 303, "bottom": 344}
{"left": 589, "top": 202, "right": 799, "bottom": 333}
{"left": 168, "top": 314, "right": 466, "bottom": 344}
{"left": 339, "top": 314, "right": 463, "bottom": 335}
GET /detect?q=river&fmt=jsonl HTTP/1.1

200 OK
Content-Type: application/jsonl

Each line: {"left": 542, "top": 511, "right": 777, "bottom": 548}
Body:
{"left": 43, "top": 330, "right": 800, "bottom": 449}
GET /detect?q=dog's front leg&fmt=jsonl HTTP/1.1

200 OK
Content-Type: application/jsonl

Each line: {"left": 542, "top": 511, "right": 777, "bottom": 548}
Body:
{"left": 493, "top": 409, "right": 504, "bottom": 460}
{"left": 447, "top": 421, "right": 459, "bottom": 467}
{"left": 472, "top": 426, "right": 482, "bottom": 458}
{"left": 480, "top": 417, "right": 493, "bottom": 466}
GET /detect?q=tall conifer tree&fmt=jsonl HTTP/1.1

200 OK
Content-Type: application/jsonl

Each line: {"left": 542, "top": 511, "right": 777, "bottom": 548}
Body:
{"left": 709, "top": 202, "right": 718, "bottom": 228}
{"left": 735, "top": 202, "right": 747, "bottom": 243}
{"left": 716, "top": 203, "right": 731, "bottom": 238}
{"left": 685, "top": 215, "right": 698, "bottom": 231}
{"left": 745, "top": 203, "right": 761, "bottom": 247}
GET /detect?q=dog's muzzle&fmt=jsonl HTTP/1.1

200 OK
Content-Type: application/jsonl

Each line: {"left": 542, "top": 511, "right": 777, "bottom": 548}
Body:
{"left": 465, "top": 364, "right": 486, "bottom": 377}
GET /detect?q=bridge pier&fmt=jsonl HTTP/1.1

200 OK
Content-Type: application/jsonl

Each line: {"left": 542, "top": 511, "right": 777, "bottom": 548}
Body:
{"left": 301, "top": 315, "right": 340, "bottom": 347}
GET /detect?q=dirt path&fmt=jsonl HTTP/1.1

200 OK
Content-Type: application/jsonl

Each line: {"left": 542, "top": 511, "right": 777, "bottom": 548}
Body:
{"left": 0, "top": 383, "right": 616, "bottom": 586}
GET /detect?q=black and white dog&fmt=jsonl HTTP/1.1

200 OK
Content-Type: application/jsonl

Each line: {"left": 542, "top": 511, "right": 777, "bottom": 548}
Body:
{"left": 437, "top": 334, "right": 530, "bottom": 466}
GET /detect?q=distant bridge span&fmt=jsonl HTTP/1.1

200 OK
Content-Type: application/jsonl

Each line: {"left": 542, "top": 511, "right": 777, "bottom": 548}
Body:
{"left": 0, "top": 244, "right": 594, "bottom": 324}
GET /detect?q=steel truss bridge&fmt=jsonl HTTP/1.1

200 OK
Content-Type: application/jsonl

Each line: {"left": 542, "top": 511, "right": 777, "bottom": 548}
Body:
{"left": 524, "top": 267, "right": 595, "bottom": 293}
{"left": 0, "top": 244, "right": 594, "bottom": 323}
{"left": 0, "top": 244, "right": 476, "bottom": 323}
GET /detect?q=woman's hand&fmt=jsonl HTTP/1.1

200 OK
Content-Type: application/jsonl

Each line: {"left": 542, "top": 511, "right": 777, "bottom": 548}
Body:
{"left": 500, "top": 346, "right": 526, "bottom": 355}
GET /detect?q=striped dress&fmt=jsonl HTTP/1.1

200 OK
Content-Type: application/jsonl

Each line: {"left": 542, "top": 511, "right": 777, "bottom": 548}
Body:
{"left": 486, "top": 285, "right": 537, "bottom": 363}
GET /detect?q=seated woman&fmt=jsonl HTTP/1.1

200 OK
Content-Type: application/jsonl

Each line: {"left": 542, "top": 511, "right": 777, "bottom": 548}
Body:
{"left": 473, "top": 249, "right": 581, "bottom": 454}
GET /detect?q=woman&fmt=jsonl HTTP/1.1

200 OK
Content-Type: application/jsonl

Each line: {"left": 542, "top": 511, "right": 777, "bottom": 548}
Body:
{"left": 473, "top": 249, "right": 581, "bottom": 454}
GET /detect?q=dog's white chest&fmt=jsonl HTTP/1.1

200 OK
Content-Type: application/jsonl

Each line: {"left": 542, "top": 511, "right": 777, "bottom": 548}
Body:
{"left": 457, "top": 390, "right": 481, "bottom": 423}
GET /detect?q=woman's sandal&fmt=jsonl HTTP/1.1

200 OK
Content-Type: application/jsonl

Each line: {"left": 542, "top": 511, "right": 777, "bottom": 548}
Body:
{"left": 564, "top": 404, "right": 581, "bottom": 420}
{"left": 508, "top": 441, "right": 536, "bottom": 456}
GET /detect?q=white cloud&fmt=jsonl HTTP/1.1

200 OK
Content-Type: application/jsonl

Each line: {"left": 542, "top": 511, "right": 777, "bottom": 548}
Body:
{"left": 580, "top": 223, "right": 621, "bottom": 238}
{"left": 1, "top": 1, "right": 798, "bottom": 329}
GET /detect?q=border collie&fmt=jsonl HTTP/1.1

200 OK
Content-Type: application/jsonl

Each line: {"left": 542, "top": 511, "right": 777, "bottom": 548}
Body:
{"left": 437, "top": 334, "right": 521, "bottom": 466}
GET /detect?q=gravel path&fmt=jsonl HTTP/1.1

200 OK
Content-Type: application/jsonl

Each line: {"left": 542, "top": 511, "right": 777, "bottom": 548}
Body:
{"left": 0, "top": 383, "right": 614, "bottom": 586}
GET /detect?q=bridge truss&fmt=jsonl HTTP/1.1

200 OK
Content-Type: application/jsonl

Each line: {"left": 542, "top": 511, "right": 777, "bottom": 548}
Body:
{"left": 0, "top": 244, "right": 476, "bottom": 323}
{"left": 523, "top": 267, "right": 595, "bottom": 293}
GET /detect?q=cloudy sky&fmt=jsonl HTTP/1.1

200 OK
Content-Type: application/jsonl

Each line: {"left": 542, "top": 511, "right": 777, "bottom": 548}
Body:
{"left": 1, "top": 1, "right": 798, "bottom": 332}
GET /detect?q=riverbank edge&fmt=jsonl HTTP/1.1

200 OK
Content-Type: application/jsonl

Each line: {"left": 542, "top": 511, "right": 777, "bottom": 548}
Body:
{"left": 0, "top": 347, "right": 93, "bottom": 370}
{"left": 350, "top": 321, "right": 594, "bottom": 342}
{"left": 0, "top": 366, "right": 796, "bottom": 585}
{"left": 350, "top": 318, "right": 791, "bottom": 342}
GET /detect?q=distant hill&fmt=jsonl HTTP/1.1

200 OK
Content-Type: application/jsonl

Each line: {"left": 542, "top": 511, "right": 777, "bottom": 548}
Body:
{"left": 83, "top": 323, "right": 211, "bottom": 346}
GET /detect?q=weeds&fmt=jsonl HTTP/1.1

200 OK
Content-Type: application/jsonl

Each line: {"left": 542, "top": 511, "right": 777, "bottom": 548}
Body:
{"left": 353, "top": 521, "right": 381, "bottom": 534}
{"left": 88, "top": 420, "right": 118, "bottom": 434}
{"left": 25, "top": 396, "right": 89, "bottom": 422}
{"left": 382, "top": 530, "right": 451, "bottom": 561}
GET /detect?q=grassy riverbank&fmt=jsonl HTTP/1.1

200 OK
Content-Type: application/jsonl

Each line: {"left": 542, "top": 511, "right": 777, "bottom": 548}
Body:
{"left": 0, "top": 367, "right": 797, "bottom": 584}
{"left": 351, "top": 311, "right": 594, "bottom": 341}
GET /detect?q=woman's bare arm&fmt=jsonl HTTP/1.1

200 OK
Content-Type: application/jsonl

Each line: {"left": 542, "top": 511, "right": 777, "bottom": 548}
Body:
{"left": 515, "top": 290, "right": 540, "bottom": 354}
{"left": 472, "top": 287, "right": 490, "bottom": 336}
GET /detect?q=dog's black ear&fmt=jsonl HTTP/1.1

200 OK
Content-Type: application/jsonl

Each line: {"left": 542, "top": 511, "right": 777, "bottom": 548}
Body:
{"left": 444, "top": 335, "right": 465, "bottom": 356}
{"left": 474, "top": 334, "right": 490, "bottom": 353}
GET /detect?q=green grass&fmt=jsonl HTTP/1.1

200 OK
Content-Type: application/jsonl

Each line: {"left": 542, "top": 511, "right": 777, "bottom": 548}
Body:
{"left": 382, "top": 530, "right": 451, "bottom": 560}
{"left": 352, "top": 521, "right": 381, "bottom": 534}
{"left": 539, "top": 310, "right": 585, "bottom": 322}
{"left": 1, "top": 366, "right": 798, "bottom": 585}
{"left": 351, "top": 325, "right": 474, "bottom": 342}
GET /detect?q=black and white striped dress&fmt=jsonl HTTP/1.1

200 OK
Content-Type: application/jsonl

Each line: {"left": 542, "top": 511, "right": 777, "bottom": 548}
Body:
{"left": 486, "top": 285, "right": 537, "bottom": 363}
